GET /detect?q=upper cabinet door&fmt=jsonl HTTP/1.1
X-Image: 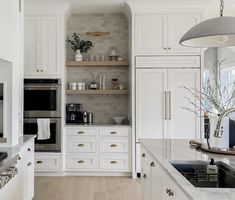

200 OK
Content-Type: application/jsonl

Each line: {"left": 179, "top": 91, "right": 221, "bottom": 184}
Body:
{"left": 24, "top": 17, "right": 41, "bottom": 75}
{"left": 167, "top": 14, "right": 201, "bottom": 54}
{"left": 40, "top": 16, "right": 61, "bottom": 76}
{"left": 135, "top": 15, "right": 167, "bottom": 55}
{"left": 136, "top": 69, "right": 167, "bottom": 140}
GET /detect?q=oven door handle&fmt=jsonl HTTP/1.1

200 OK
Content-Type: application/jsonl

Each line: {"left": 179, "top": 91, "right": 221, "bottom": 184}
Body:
{"left": 24, "top": 118, "right": 61, "bottom": 123}
{"left": 24, "top": 86, "right": 60, "bottom": 90}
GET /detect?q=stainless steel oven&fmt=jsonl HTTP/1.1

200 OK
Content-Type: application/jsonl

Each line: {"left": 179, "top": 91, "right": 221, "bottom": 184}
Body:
{"left": 24, "top": 79, "right": 61, "bottom": 118}
{"left": 23, "top": 118, "right": 61, "bottom": 152}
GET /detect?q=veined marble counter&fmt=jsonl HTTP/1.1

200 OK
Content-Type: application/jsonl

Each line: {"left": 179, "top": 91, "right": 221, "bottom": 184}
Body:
{"left": 0, "top": 135, "right": 36, "bottom": 172}
{"left": 140, "top": 139, "right": 235, "bottom": 200}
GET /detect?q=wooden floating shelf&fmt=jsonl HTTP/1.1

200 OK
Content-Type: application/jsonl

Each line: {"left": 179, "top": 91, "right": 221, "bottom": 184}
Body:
{"left": 66, "top": 60, "right": 129, "bottom": 67}
{"left": 67, "top": 89, "right": 129, "bottom": 95}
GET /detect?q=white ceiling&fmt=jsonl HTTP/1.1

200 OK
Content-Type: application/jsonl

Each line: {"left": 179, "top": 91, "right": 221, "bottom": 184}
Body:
{"left": 25, "top": 0, "right": 235, "bottom": 14}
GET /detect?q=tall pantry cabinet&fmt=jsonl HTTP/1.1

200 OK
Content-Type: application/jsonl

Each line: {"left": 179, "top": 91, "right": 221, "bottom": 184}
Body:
{"left": 132, "top": 10, "right": 203, "bottom": 174}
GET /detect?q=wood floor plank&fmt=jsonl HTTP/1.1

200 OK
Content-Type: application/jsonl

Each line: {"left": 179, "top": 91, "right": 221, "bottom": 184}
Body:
{"left": 33, "top": 176, "right": 141, "bottom": 200}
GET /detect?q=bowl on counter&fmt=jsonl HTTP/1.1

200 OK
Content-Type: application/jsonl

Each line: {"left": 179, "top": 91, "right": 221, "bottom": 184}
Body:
{"left": 112, "top": 116, "right": 126, "bottom": 125}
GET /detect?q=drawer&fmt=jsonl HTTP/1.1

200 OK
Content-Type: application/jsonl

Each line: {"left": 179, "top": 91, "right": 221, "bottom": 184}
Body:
{"left": 99, "top": 139, "right": 129, "bottom": 153}
{"left": 20, "top": 139, "right": 35, "bottom": 159}
{"left": 99, "top": 128, "right": 129, "bottom": 137}
{"left": 66, "top": 127, "right": 97, "bottom": 137}
{"left": 35, "top": 153, "right": 61, "bottom": 171}
{"left": 100, "top": 154, "right": 130, "bottom": 171}
{"left": 66, "top": 154, "right": 98, "bottom": 169}
{"left": 67, "top": 138, "right": 97, "bottom": 153}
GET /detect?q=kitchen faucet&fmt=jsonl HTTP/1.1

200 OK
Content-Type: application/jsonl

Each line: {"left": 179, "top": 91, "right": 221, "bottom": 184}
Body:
{"left": 214, "top": 108, "right": 235, "bottom": 138}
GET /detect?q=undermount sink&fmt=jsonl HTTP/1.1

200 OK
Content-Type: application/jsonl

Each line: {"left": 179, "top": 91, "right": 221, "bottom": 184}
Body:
{"left": 170, "top": 160, "right": 235, "bottom": 188}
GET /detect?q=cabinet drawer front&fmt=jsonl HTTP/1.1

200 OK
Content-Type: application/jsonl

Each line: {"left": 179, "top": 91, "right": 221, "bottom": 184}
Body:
{"left": 35, "top": 154, "right": 61, "bottom": 171}
{"left": 66, "top": 128, "right": 97, "bottom": 136}
{"left": 100, "top": 155, "right": 130, "bottom": 170}
{"left": 100, "top": 139, "right": 129, "bottom": 153}
{"left": 20, "top": 140, "right": 35, "bottom": 159}
{"left": 66, "top": 154, "right": 98, "bottom": 169}
{"left": 67, "top": 139, "right": 97, "bottom": 153}
{"left": 99, "top": 128, "right": 129, "bottom": 137}
{"left": 136, "top": 56, "right": 200, "bottom": 68}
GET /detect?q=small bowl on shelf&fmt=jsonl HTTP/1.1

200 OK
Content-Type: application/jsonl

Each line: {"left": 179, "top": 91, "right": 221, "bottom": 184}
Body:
{"left": 112, "top": 116, "right": 126, "bottom": 125}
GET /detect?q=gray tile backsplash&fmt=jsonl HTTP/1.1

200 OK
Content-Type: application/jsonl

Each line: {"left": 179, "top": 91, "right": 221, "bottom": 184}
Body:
{"left": 66, "top": 14, "right": 129, "bottom": 123}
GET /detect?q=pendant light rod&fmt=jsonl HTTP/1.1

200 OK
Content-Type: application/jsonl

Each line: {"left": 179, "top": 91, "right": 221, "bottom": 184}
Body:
{"left": 220, "top": 0, "right": 224, "bottom": 17}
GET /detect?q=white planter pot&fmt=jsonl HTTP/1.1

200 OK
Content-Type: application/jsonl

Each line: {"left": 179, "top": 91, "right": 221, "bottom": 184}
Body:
{"left": 75, "top": 50, "right": 83, "bottom": 61}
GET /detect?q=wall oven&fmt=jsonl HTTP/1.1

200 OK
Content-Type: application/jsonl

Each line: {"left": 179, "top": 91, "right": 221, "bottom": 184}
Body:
{"left": 24, "top": 118, "right": 61, "bottom": 152}
{"left": 24, "top": 79, "right": 61, "bottom": 118}
{"left": 24, "top": 79, "right": 62, "bottom": 152}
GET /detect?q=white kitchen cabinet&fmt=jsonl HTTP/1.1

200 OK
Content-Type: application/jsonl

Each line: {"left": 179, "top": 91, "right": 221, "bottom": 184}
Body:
{"left": 18, "top": 139, "right": 35, "bottom": 200}
{"left": 135, "top": 15, "right": 167, "bottom": 54}
{"left": 24, "top": 16, "right": 61, "bottom": 77}
{"left": 136, "top": 69, "right": 167, "bottom": 139}
{"left": 65, "top": 126, "right": 131, "bottom": 174}
{"left": 141, "top": 145, "right": 190, "bottom": 200}
{"left": 135, "top": 14, "right": 200, "bottom": 55}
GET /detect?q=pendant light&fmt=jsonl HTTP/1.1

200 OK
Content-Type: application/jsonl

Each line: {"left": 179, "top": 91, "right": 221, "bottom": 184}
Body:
{"left": 180, "top": 0, "right": 235, "bottom": 48}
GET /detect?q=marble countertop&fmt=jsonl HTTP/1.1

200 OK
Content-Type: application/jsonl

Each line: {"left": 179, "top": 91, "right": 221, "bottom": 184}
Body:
{"left": 0, "top": 135, "right": 36, "bottom": 172}
{"left": 140, "top": 139, "right": 235, "bottom": 200}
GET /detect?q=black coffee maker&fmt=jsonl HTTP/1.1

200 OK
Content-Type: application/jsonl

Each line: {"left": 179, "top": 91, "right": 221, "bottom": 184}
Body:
{"left": 66, "top": 104, "right": 83, "bottom": 123}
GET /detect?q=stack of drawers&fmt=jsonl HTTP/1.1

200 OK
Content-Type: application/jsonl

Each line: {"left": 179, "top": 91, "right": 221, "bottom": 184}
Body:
{"left": 66, "top": 126, "right": 131, "bottom": 173}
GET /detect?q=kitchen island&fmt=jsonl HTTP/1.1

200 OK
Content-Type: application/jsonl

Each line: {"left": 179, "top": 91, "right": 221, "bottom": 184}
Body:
{"left": 140, "top": 139, "right": 235, "bottom": 200}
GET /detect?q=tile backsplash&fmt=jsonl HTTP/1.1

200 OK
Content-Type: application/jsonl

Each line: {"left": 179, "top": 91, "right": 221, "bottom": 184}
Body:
{"left": 66, "top": 14, "right": 129, "bottom": 123}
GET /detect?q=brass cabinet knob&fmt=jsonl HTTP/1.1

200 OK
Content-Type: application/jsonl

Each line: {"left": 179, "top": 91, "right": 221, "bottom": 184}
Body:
{"left": 141, "top": 153, "right": 146, "bottom": 158}
{"left": 168, "top": 47, "right": 171, "bottom": 50}
{"left": 36, "top": 160, "right": 43, "bottom": 164}
{"left": 27, "top": 148, "right": 31, "bottom": 152}
{"left": 40, "top": 70, "right": 43, "bottom": 72}
{"left": 166, "top": 188, "right": 174, "bottom": 196}
{"left": 27, "top": 162, "right": 32, "bottom": 166}
{"left": 37, "top": 70, "right": 39, "bottom": 72}
{"left": 150, "top": 161, "right": 155, "bottom": 167}
{"left": 78, "top": 131, "right": 84, "bottom": 134}
{"left": 143, "top": 174, "right": 147, "bottom": 178}
{"left": 164, "top": 47, "right": 167, "bottom": 50}
{"left": 78, "top": 160, "right": 84, "bottom": 164}
{"left": 78, "top": 144, "right": 84, "bottom": 147}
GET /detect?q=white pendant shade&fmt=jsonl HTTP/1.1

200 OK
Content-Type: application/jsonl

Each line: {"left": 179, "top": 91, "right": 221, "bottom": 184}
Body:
{"left": 180, "top": 17, "right": 235, "bottom": 48}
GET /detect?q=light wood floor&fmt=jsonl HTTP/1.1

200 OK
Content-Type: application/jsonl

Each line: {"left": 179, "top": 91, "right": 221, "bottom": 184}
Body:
{"left": 34, "top": 176, "right": 141, "bottom": 200}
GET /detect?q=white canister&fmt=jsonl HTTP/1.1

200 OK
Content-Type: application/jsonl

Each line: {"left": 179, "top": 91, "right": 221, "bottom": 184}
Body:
{"left": 69, "top": 82, "right": 77, "bottom": 90}
{"left": 77, "top": 82, "right": 83, "bottom": 90}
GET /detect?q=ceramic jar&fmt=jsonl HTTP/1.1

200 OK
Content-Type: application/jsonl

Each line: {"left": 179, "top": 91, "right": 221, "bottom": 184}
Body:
{"left": 75, "top": 50, "right": 83, "bottom": 61}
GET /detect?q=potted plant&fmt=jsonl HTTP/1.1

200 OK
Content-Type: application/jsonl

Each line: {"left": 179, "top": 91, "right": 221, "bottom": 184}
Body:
{"left": 67, "top": 33, "right": 93, "bottom": 61}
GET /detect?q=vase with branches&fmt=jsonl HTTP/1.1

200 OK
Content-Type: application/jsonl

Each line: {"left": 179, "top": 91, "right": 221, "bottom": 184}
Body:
{"left": 67, "top": 33, "right": 94, "bottom": 61}
{"left": 182, "top": 59, "right": 235, "bottom": 149}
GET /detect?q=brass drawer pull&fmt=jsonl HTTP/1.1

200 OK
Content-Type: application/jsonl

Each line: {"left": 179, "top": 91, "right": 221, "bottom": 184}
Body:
{"left": 78, "top": 160, "right": 84, "bottom": 164}
{"left": 36, "top": 161, "right": 43, "bottom": 164}
{"left": 110, "top": 144, "right": 117, "bottom": 147}
{"left": 27, "top": 162, "right": 32, "bottom": 166}
{"left": 110, "top": 131, "right": 117, "bottom": 135}
{"left": 110, "top": 161, "right": 117, "bottom": 164}
{"left": 78, "top": 144, "right": 85, "bottom": 147}
{"left": 78, "top": 131, "right": 85, "bottom": 134}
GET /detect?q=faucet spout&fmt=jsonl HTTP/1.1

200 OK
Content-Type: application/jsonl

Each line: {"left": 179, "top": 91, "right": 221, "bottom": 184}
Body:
{"left": 214, "top": 108, "right": 235, "bottom": 138}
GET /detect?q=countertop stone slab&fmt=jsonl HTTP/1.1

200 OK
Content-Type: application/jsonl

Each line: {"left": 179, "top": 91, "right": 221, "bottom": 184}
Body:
{"left": 0, "top": 135, "right": 36, "bottom": 172}
{"left": 140, "top": 139, "right": 235, "bottom": 200}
